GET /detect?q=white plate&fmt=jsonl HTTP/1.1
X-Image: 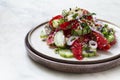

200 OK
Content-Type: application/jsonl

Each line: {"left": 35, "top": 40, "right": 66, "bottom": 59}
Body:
{"left": 28, "top": 19, "right": 120, "bottom": 63}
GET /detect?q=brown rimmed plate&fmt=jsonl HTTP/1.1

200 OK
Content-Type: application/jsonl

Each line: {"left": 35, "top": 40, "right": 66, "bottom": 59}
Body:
{"left": 25, "top": 19, "right": 120, "bottom": 73}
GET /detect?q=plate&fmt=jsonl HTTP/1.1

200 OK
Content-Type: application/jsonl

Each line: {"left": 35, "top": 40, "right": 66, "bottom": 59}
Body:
{"left": 26, "top": 46, "right": 120, "bottom": 73}
{"left": 26, "top": 19, "right": 120, "bottom": 64}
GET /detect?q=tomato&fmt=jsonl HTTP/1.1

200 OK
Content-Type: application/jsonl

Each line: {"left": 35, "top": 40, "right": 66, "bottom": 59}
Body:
{"left": 71, "top": 20, "right": 79, "bottom": 29}
{"left": 59, "top": 21, "right": 71, "bottom": 30}
{"left": 71, "top": 39, "right": 83, "bottom": 60}
{"left": 60, "top": 20, "right": 79, "bottom": 30}
{"left": 86, "top": 15, "right": 93, "bottom": 20}
{"left": 49, "top": 15, "right": 63, "bottom": 27}
{"left": 47, "top": 32, "right": 55, "bottom": 45}
{"left": 92, "top": 31, "right": 111, "bottom": 50}
{"left": 63, "top": 29, "right": 72, "bottom": 37}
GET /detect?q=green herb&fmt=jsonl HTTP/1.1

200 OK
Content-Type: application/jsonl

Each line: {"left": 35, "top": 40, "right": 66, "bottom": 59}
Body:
{"left": 72, "top": 13, "right": 78, "bottom": 19}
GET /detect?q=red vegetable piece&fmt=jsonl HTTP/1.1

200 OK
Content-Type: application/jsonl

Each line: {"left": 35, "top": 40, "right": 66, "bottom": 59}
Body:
{"left": 82, "top": 34, "right": 91, "bottom": 43}
{"left": 71, "top": 20, "right": 79, "bottom": 29}
{"left": 59, "top": 21, "right": 71, "bottom": 30}
{"left": 71, "top": 39, "right": 83, "bottom": 60}
{"left": 47, "top": 32, "right": 55, "bottom": 45}
{"left": 86, "top": 15, "right": 93, "bottom": 20}
{"left": 49, "top": 15, "right": 63, "bottom": 27}
{"left": 81, "top": 9, "right": 93, "bottom": 20}
{"left": 63, "top": 29, "right": 72, "bottom": 37}
{"left": 92, "top": 31, "right": 111, "bottom": 50}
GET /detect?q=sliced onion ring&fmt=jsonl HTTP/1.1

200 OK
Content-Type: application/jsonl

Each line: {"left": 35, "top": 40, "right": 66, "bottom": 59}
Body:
{"left": 67, "top": 36, "right": 78, "bottom": 46}
{"left": 89, "top": 40, "right": 98, "bottom": 49}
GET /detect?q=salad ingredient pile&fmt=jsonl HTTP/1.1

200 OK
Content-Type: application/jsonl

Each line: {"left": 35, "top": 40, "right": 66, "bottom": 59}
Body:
{"left": 40, "top": 7, "right": 116, "bottom": 60}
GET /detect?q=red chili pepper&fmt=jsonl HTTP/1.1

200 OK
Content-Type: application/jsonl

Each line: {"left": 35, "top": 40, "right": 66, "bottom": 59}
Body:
{"left": 92, "top": 31, "right": 111, "bottom": 51}
{"left": 49, "top": 15, "right": 63, "bottom": 27}
{"left": 71, "top": 39, "right": 83, "bottom": 60}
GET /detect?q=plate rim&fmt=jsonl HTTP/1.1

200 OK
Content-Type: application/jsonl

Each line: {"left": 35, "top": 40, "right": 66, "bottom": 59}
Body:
{"left": 25, "top": 19, "right": 120, "bottom": 64}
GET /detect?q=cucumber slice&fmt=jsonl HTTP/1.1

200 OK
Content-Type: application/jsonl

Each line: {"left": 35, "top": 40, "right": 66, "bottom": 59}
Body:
{"left": 72, "top": 28, "right": 91, "bottom": 36}
{"left": 40, "top": 28, "right": 48, "bottom": 40}
{"left": 58, "top": 49, "right": 74, "bottom": 58}
{"left": 108, "top": 28, "right": 114, "bottom": 35}
{"left": 101, "top": 27, "right": 108, "bottom": 35}
{"left": 82, "top": 51, "right": 89, "bottom": 57}
{"left": 76, "top": 29, "right": 82, "bottom": 35}
{"left": 106, "top": 34, "right": 114, "bottom": 43}
{"left": 82, "top": 48, "right": 97, "bottom": 57}
{"left": 82, "top": 28, "right": 87, "bottom": 35}
{"left": 54, "top": 31, "right": 66, "bottom": 47}
{"left": 71, "top": 30, "right": 78, "bottom": 36}
{"left": 88, "top": 52, "right": 95, "bottom": 57}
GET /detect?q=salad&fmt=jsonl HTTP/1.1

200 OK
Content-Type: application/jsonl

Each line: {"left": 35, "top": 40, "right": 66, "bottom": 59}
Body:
{"left": 40, "top": 7, "right": 116, "bottom": 60}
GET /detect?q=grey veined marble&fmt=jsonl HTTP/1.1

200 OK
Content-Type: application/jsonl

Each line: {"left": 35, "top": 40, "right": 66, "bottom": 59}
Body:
{"left": 0, "top": 0, "right": 120, "bottom": 80}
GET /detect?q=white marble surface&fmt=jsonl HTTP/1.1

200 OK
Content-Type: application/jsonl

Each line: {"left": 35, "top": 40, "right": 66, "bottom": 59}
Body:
{"left": 0, "top": 0, "right": 120, "bottom": 80}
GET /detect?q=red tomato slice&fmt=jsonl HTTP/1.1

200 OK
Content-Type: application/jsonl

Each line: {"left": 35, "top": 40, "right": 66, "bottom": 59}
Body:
{"left": 71, "top": 39, "right": 83, "bottom": 60}
{"left": 59, "top": 21, "right": 71, "bottom": 30}
{"left": 60, "top": 20, "right": 79, "bottom": 30}
{"left": 92, "top": 31, "right": 111, "bottom": 51}
{"left": 49, "top": 15, "right": 63, "bottom": 27}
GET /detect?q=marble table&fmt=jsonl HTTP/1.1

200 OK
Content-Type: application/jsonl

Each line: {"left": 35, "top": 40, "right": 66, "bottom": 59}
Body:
{"left": 0, "top": 0, "right": 120, "bottom": 80}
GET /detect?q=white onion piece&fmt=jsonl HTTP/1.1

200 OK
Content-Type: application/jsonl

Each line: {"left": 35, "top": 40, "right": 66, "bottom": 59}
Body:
{"left": 89, "top": 40, "right": 98, "bottom": 49}
{"left": 67, "top": 14, "right": 73, "bottom": 21}
{"left": 67, "top": 36, "right": 78, "bottom": 46}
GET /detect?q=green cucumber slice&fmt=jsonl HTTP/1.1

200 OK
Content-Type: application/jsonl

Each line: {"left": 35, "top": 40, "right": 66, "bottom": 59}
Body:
{"left": 88, "top": 52, "right": 95, "bottom": 57}
{"left": 101, "top": 27, "right": 108, "bottom": 35}
{"left": 54, "top": 31, "right": 66, "bottom": 47}
{"left": 82, "top": 51, "right": 89, "bottom": 57}
{"left": 106, "top": 34, "right": 115, "bottom": 43}
{"left": 58, "top": 49, "right": 74, "bottom": 58}
{"left": 82, "top": 28, "right": 87, "bottom": 35}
